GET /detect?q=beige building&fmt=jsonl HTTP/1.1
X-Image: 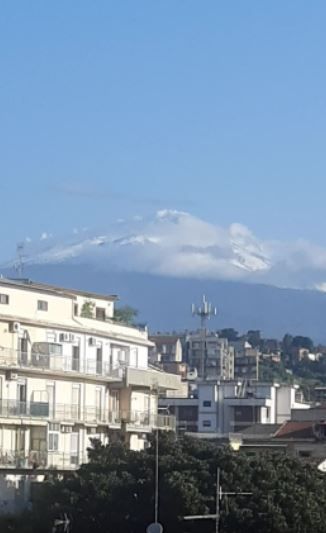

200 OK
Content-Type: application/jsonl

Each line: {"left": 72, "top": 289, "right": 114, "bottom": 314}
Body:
{"left": 149, "top": 335, "right": 183, "bottom": 363}
{"left": 187, "top": 333, "right": 234, "bottom": 380}
{"left": 231, "top": 340, "right": 260, "bottom": 380}
{"left": 0, "top": 279, "right": 179, "bottom": 513}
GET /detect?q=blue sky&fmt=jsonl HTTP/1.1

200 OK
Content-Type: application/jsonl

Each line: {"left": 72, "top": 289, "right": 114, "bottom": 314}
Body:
{"left": 1, "top": 1, "right": 326, "bottom": 261}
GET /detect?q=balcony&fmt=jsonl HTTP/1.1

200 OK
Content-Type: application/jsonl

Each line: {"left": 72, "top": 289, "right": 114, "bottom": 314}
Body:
{"left": 0, "top": 449, "right": 88, "bottom": 470}
{"left": 0, "top": 400, "right": 176, "bottom": 430}
{"left": 0, "top": 348, "right": 123, "bottom": 381}
{"left": 119, "top": 410, "right": 176, "bottom": 431}
{"left": 0, "top": 400, "right": 110, "bottom": 424}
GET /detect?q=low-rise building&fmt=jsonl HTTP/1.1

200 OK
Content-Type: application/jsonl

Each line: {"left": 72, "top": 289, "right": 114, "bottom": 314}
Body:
{"left": 149, "top": 335, "right": 183, "bottom": 364}
{"left": 160, "top": 381, "right": 309, "bottom": 437}
{"left": 231, "top": 340, "right": 260, "bottom": 380}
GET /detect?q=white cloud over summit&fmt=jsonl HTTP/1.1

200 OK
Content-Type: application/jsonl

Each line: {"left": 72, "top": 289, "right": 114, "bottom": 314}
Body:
{"left": 9, "top": 210, "right": 326, "bottom": 292}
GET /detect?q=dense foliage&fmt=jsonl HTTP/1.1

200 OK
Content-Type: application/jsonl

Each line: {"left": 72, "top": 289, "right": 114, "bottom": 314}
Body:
{"left": 4, "top": 433, "right": 326, "bottom": 532}
{"left": 113, "top": 305, "right": 138, "bottom": 325}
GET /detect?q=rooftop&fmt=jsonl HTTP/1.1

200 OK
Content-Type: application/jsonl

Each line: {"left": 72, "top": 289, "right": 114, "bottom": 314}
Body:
{"left": 0, "top": 278, "right": 118, "bottom": 302}
{"left": 275, "top": 421, "right": 317, "bottom": 439}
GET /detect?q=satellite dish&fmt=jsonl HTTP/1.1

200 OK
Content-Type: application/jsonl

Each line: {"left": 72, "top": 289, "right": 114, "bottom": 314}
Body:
{"left": 317, "top": 459, "right": 326, "bottom": 472}
{"left": 146, "top": 523, "right": 163, "bottom": 533}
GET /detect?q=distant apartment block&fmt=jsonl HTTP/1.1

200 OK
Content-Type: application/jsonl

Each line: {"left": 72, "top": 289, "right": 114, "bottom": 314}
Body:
{"left": 149, "top": 335, "right": 183, "bottom": 364}
{"left": 231, "top": 340, "right": 260, "bottom": 380}
{"left": 160, "top": 381, "right": 309, "bottom": 436}
{"left": 186, "top": 332, "right": 234, "bottom": 380}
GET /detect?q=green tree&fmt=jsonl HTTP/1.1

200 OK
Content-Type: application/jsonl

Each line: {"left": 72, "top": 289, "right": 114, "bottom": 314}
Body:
{"left": 114, "top": 305, "right": 138, "bottom": 325}
{"left": 219, "top": 328, "right": 239, "bottom": 341}
{"left": 18, "top": 434, "right": 326, "bottom": 533}
{"left": 80, "top": 299, "right": 95, "bottom": 318}
{"left": 246, "top": 330, "right": 261, "bottom": 348}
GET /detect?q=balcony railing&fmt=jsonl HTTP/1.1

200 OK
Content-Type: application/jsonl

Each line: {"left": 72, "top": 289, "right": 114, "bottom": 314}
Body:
{"left": 0, "top": 400, "right": 111, "bottom": 424}
{"left": 119, "top": 410, "right": 176, "bottom": 431}
{"left": 0, "top": 400, "right": 176, "bottom": 430}
{"left": 0, "top": 348, "right": 123, "bottom": 380}
{"left": 0, "top": 449, "right": 88, "bottom": 470}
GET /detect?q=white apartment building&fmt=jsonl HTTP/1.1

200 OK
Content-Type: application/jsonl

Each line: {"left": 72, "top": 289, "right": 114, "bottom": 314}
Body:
{"left": 0, "top": 278, "right": 180, "bottom": 513}
{"left": 160, "top": 381, "right": 310, "bottom": 437}
{"left": 187, "top": 333, "right": 234, "bottom": 380}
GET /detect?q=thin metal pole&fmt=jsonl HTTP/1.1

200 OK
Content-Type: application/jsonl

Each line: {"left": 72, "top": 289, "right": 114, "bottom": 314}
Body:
{"left": 216, "top": 467, "right": 220, "bottom": 533}
{"left": 154, "top": 427, "right": 159, "bottom": 522}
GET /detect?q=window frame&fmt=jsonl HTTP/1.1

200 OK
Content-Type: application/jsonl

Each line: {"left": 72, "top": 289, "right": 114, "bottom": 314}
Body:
{"left": 203, "top": 400, "right": 212, "bottom": 407}
{"left": 203, "top": 420, "right": 212, "bottom": 427}
{"left": 48, "top": 422, "right": 60, "bottom": 451}
{"left": 0, "top": 294, "right": 9, "bottom": 305}
{"left": 37, "top": 300, "right": 48, "bottom": 312}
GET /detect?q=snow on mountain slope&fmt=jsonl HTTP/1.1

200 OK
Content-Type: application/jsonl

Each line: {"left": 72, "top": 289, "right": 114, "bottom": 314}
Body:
{"left": 4, "top": 209, "right": 326, "bottom": 291}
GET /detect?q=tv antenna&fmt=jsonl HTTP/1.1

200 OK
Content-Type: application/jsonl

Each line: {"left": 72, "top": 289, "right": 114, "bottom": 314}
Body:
{"left": 191, "top": 294, "right": 217, "bottom": 329}
{"left": 14, "top": 242, "right": 25, "bottom": 278}
{"left": 191, "top": 295, "right": 217, "bottom": 378}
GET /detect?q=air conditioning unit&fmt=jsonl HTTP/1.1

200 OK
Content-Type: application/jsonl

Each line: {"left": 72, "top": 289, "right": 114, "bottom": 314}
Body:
{"left": 6, "top": 370, "right": 18, "bottom": 381}
{"left": 88, "top": 337, "right": 96, "bottom": 346}
{"left": 9, "top": 322, "right": 21, "bottom": 334}
{"left": 59, "top": 333, "right": 75, "bottom": 343}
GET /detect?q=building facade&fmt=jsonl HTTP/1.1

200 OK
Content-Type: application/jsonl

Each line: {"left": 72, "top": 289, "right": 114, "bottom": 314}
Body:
{"left": 186, "top": 333, "right": 234, "bottom": 380}
{"left": 0, "top": 279, "right": 179, "bottom": 513}
{"left": 231, "top": 340, "right": 260, "bottom": 380}
{"left": 160, "top": 381, "right": 309, "bottom": 437}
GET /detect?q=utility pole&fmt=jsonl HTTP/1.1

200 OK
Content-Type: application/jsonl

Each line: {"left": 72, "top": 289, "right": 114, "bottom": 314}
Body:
{"left": 191, "top": 295, "right": 217, "bottom": 379}
{"left": 146, "top": 383, "right": 163, "bottom": 533}
{"left": 215, "top": 467, "right": 220, "bottom": 533}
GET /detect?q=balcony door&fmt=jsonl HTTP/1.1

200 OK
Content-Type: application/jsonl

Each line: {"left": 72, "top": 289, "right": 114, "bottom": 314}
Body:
{"left": 19, "top": 338, "right": 28, "bottom": 365}
{"left": 72, "top": 385, "right": 81, "bottom": 420}
{"left": 95, "top": 388, "right": 102, "bottom": 421}
{"left": 17, "top": 381, "right": 26, "bottom": 415}
{"left": 46, "top": 382, "right": 55, "bottom": 419}
{"left": 15, "top": 428, "right": 25, "bottom": 465}
{"left": 96, "top": 347, "right": 103, "bottom": 375}
{"left": 70, "top": 432, "right": 79, "bottom": 466}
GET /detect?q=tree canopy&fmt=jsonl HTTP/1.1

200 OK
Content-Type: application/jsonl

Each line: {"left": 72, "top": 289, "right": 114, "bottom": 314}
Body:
{"left": 7, "top": 433, "right": 326, "bottom": 533}
{"left": 113, "top": 305, "right": 138, "bottom": 325}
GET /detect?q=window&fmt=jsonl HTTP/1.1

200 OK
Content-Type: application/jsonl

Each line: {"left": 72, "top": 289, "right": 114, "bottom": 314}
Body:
{"left": 61, "top": 425, "right": 73, "bottom": 434}
{"left": 203, "top": 420, "right": 212, "bottom": 427}
{"left": 203, "top": 400, "right": 212, "bottom": 407}
{"left": 299, "top": 450, "right": 311, "bottom": 458}
{"left": 96, "top": 347, "right": 103, "bottom": 374}
{"left": 37, "top": 300, "right": 48, "bottom": 311}
{"left": 74, "top": 304, "right": 78, "bottom": 316}
{"left": 0, "top": 294, "right": 9, "bottom": 305}
{"left": 48, "top": 423, "right": 60, "bottom": 451}
{"left": 72, "top": 345, "right": 80, "bottom": 371}
{"left": 96, "top": 307, "right": 106, "bottom": 321}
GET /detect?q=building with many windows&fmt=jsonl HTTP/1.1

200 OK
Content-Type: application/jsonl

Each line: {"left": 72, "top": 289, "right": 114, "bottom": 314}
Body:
{"left": 0, "top": 278, "right": 179, "bottom": 512}
{"left": 186, "top": 332, "right": 234, "bottom": 380}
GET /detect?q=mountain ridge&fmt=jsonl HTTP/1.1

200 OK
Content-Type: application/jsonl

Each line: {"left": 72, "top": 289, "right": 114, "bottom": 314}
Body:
{"left": 2, "top": 262, "right": 326, "bottom": 342}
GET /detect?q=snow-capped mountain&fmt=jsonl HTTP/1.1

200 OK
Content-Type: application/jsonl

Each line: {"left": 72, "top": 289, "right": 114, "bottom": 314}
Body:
{"left": 5, "top": 208, "right": 326, "bottom": 292}
{"left": 3, "top": 209, "right": 326, "bottom": 340}
{"left": 5, "top": 209, "right": 272, "bottom": 279}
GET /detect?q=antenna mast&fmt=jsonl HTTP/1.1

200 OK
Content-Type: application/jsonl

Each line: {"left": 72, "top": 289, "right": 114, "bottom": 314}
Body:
{"left": 191, "top": 295, "right": 217, "bottom": 379}
{"left": 15, "top": 242, "right": 25, "bottom": 278}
